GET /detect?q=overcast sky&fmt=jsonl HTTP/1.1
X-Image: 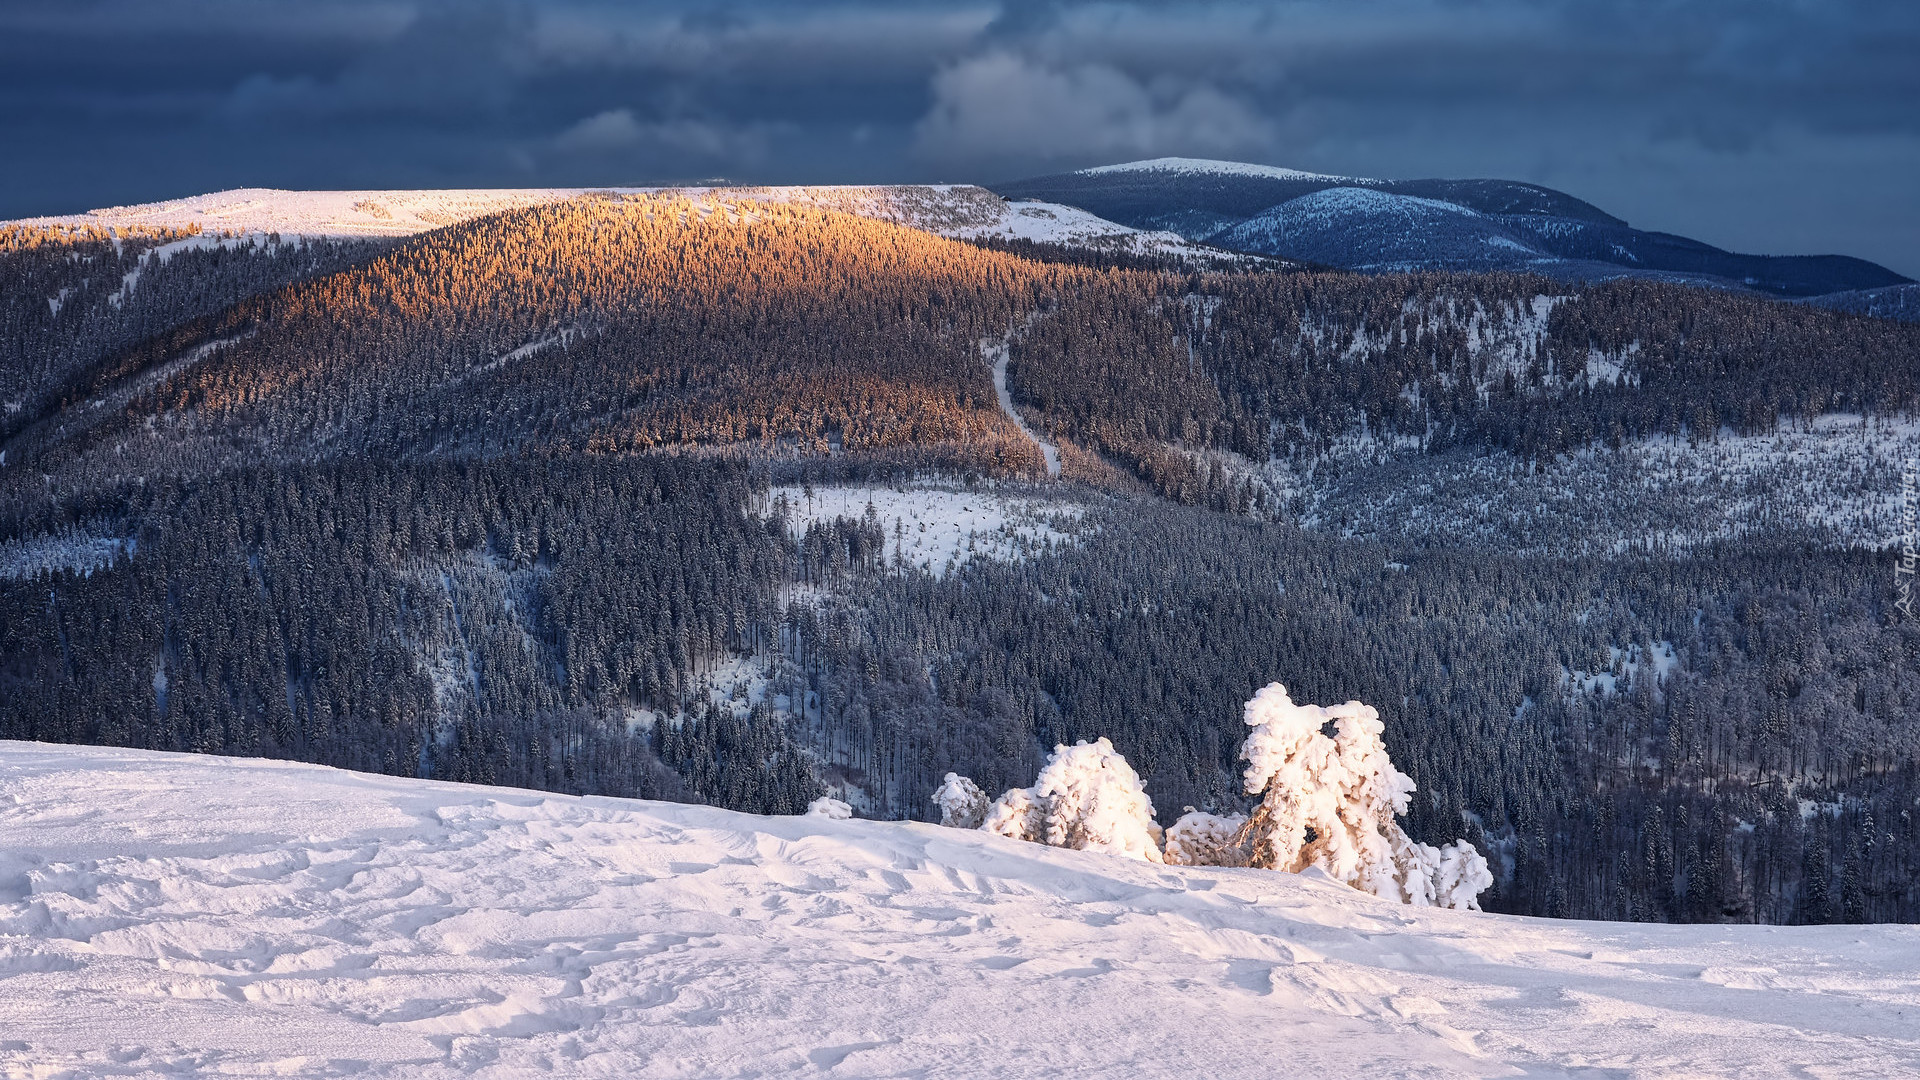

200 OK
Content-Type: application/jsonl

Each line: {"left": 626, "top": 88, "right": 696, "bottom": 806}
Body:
{"left": 4, "top": 0, "right": 1915, "bottom": 276}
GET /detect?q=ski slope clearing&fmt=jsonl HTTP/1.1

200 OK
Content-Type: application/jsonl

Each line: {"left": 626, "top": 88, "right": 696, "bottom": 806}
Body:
{"left": 771, "top": 484, "right": 1081, "bottom": 576}
{"left": 0, "top": 744, "right": 1915, "bottom": 1079}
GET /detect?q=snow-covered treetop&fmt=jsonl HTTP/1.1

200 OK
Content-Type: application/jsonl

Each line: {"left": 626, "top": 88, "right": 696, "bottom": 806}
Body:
{"left": 1240, "top": 681, "right": 1414, "bottom": 815}
{"left": 1031, "top": 737, "right": 1164, "bottom": 862}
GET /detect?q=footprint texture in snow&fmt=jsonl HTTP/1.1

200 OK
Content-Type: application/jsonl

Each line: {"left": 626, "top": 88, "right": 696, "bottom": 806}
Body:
{"left": 0, "top": 742, "right": 1917, "bottom": 1078}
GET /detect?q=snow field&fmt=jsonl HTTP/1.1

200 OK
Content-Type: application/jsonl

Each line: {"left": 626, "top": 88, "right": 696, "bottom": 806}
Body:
{"left": 2, "top": 743, "right": 1919, "bottom": 1078}
{"left": 941, "top": 200, "right": 1206, "bottom": 260}
{"left": 770, "top": 484, "right": 1083, "bottom": 576}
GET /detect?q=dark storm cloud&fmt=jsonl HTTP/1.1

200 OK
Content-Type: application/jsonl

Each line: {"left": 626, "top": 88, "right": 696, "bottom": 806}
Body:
{"left": 1, "top": 0, "right": 1914, "bottom": 274}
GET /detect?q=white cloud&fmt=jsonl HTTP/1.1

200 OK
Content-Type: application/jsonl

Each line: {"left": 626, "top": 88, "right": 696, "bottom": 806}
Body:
{"left": 913, "top": 50, "right": 1275, "bottom": 170}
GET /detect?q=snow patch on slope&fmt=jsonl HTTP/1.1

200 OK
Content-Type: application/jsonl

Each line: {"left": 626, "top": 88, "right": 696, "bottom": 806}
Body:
{"left": 771, "top": 484, "right": 1082, "bottom": 576}
{"left": 2, "top": 742, "right": 1918, "bottom": 1078}
{"left": 1281, "top": 413, "right": 1920, "bottom": 554}
{"left": 1282, "top": 186, "right": 1481, "bottom": 222}
{"left": 951, "top": 200, "right": 1200, "bottom": 257}
{"left": 756, "top": 185, "right": 1238, "bottom": 261}
{"left": 1565, "top": 641, "right": 1679, "bottom": 701}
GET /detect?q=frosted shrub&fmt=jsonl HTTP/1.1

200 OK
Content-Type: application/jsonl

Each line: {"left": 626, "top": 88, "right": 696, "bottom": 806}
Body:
{"left": 981, "top": 785, "right": 1047, "bottom": 842}
{"left": 1031, "top": 738, "right": 1164, "bottom": 862}
{"left": 961, "top": 739, "right": 1163, "bottom": 862}
{"left": 932, "top": 772, "right": 989, "bottom": 829}
{"left": 806, "top": 796, "right": 853, "bottom": 819}
{"left": 1163, "top": 809, "right": 1250, "bottom": 867}
{"left": 1238, "top": 682, "right": 1490, "bottom": 909}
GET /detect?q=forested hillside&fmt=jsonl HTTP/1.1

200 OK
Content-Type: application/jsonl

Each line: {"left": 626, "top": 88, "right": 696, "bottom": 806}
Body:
{"left": 1, "top": 223, "right": 385, "bottom": 446}
{"left": 2, "top": 190, "right": 1916, "bottom": 924}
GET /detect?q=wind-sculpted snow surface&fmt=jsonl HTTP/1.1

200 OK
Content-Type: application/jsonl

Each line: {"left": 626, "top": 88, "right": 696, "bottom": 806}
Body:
{"left": 2, "top": 744, "right": 1920, "bottom": 1078}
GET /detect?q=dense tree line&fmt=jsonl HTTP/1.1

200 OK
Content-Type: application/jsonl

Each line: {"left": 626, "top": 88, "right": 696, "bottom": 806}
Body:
{"left": 12, "top": 196, "right": 1916, "bottom": 508}
{"left": 0, "top": 456, "right": 816, "bottom": 810}
{"left": 5, "top": 196, "right": 1085, "bottom": 494}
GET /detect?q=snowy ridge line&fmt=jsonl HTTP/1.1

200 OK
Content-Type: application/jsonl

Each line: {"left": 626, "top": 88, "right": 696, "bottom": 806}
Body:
{"left": 4, "top": 185, "right": 1220, "bottom": 260}
{"left": 1, "top": 741, "right": 1918, "bottom": 1078}
{"left": 5, "top": 187, "right": 657, "bottom": 239}
{"left": 1077, "top": 157, "right": 1359, "bottom": 183}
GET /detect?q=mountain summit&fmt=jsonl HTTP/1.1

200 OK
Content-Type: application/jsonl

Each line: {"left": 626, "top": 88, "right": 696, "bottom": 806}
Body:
{"left": 995, "top": 158, "right": 1910, "bottom": 297}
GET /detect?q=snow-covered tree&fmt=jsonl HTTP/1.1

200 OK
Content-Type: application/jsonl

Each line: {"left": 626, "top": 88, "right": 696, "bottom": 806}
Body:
{"left": 1238, "top": 682, "right": 1491, "bottom": 909}
{"left": 958, "top": 739, "right": 1163, "bottom": 862}
{"left": 981, "top": 784, "right": 1047, "bottom": 843}
{"left": 1163, "top": 809, "right": 1250, "bottom": 867}
{"left": 806, "top": 795, "right": 853, "bottom": 819}
{"left": 1031, "top": 738, "right": 1164, "bottom": 861}
{"left": 932, "top": 772, "right": 989, "bottom": 829}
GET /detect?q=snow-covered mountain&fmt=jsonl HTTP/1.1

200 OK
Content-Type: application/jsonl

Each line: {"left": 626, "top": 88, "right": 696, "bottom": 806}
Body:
{"left": 6, "top": 184, "right": 1232, "bottom": 264}
{"left": 996, "top": 158, "right": 1912, "bottom": 299}
{"left": 1, "top": 741, "right": 1916, "bottom": 1078}
{"left": 1080, "top": 156, "right": 1362, "bottom": 184}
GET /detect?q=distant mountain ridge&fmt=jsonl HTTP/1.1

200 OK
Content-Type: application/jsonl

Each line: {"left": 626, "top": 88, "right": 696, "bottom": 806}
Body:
{"left": 1804, "top": 283, "right": 1920, "bottom": 322}
{"left": 995, "top": 157, "right": 1910, "bottom": 299}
